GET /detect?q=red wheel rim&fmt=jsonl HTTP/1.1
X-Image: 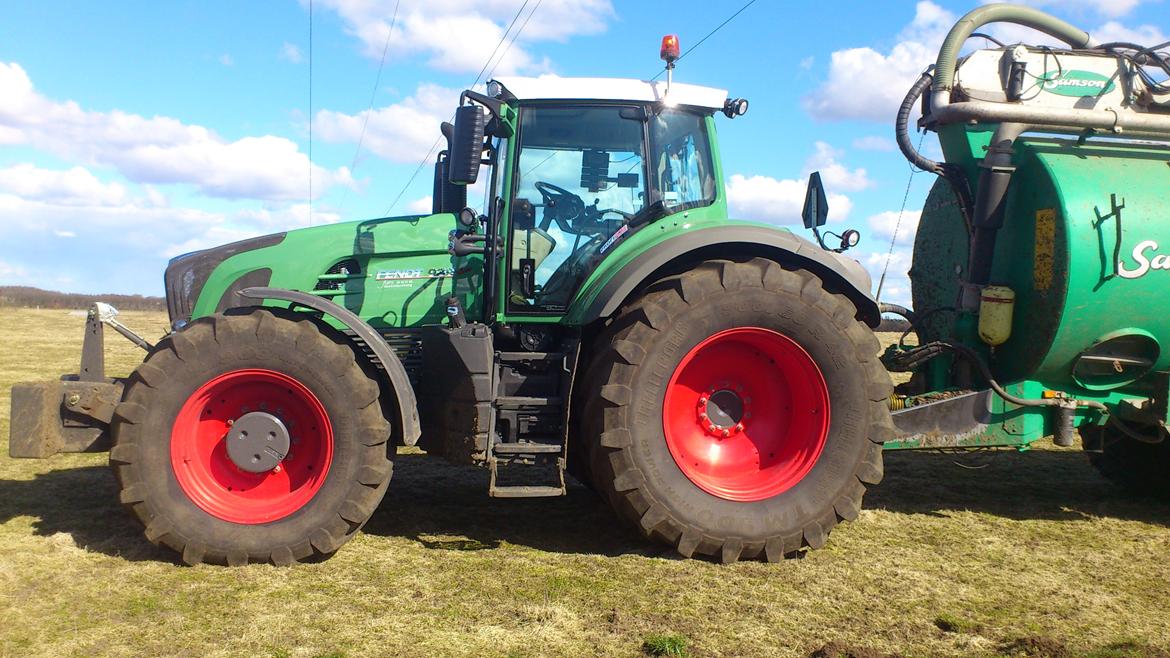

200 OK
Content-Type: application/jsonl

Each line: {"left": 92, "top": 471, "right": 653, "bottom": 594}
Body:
{"left": 170, "top": 369, "right": 333, "bottom": 524}
{"left": 663, "top": 327, "right": 830, "bottom": 502}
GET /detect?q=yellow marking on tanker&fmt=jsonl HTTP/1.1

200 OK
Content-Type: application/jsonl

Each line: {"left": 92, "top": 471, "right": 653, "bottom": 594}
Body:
{"left": 1034, "top": 208, "right": 1055, "bottom": 291}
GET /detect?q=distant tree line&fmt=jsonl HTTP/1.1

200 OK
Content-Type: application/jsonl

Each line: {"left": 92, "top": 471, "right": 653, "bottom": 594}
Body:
{"left": 0, "top": 286, "right": 165, "bottom": 311}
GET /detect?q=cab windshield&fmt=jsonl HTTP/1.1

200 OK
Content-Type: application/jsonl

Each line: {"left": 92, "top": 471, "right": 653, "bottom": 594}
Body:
{"left": 507, "top": 105, "right": 715, "bottom": 313}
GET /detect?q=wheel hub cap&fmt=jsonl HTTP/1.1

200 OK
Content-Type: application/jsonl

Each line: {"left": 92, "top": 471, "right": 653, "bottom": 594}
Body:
{"left": 225, "top": 411, "right": 290, "bottom": 473}
{"left": 663, "top": 327, "right": 830, "bottom": 502}
{"left": 698, "top": 388, "right": 747, "bottom": 437}
{"left": 170, "top": 369, "right": 333, "bottom": 524}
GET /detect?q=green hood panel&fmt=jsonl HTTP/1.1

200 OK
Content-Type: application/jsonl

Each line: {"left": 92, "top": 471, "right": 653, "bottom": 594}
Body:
{"left": 189, "top": 213, "right": 481, "bottom": 331}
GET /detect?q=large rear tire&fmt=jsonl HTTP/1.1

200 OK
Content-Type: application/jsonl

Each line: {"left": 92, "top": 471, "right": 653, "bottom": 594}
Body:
{"left": 1083, "top": 424, "right": 1170, "bottom": 497}
{"left": 584, "top": 259, "right": 893, "bottom": 562}
{"left": 111, "top": 308, "right": 394, "bottom": 565}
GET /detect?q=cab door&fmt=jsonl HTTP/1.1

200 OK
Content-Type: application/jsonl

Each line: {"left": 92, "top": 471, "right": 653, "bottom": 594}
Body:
{"left": 501, "top": 105, "right": 648, "bottom": 318}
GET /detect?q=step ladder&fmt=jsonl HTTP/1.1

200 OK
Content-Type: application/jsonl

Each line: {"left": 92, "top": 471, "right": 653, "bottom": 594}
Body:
{"left": 486, "top": 347, "right": 577, "bottom": 498}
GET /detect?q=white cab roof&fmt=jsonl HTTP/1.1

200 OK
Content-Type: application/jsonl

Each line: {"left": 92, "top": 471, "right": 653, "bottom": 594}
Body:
{"left": 492, "top": 75, "right": 728, "bottom": 111}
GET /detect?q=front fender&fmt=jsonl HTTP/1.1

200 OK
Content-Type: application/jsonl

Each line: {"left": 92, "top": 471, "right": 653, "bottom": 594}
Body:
{"left": 239, "top": 287, "right": 422, "bottom": 445}
{"left": 568, "top": 224, "right": 879, "bottom": 327}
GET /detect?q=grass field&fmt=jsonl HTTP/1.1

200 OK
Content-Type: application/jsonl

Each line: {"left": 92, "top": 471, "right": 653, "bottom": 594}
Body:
{"left": 2, "top": 307, "right": 1170, "bottom": 657}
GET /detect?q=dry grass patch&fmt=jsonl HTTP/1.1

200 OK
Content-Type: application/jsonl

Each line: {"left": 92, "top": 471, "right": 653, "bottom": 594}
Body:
{"left": 0, "top": 309, "right": 1169, "bottom": 657}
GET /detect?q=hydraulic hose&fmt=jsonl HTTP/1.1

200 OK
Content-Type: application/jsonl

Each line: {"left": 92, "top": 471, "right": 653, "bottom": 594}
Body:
{"left": 933, "top": 3, "right": 1092, "bottom": 94}
{"left": 896, "top": 72, "right": 943, "bottom": 175}
{"left": 896, "top": 70, "right": 974, "bottom": 231}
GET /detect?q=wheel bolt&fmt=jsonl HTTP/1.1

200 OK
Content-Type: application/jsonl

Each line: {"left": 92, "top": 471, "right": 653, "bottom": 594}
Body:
{"left": 273, "top": 464, "right": 282, "bottom": 473}
{"left": 721, "top": 429, "right": 730, "bottom": 438}
{"left": 226, "top": 419, "right": 234, "bottom": 426}
{"left": 735, "top": 422, "right": 744, "bottom": 432}
{"left": 708, "top": 425, "right": 718, "bottom": 433}
{"left": 699, "top": 412, "right": 709, "bottom": 421}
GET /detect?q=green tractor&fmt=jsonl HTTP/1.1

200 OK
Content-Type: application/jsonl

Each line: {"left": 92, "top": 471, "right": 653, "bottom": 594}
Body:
{"left": 10, "top": 4, "right": 1170, "bottom": 565}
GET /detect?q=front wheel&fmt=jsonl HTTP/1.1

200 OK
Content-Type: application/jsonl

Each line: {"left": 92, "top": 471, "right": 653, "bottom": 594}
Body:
{"left": 111, "top": 308, "right": 394, "bottom": 565}
{"left": 584, "top": 259, "right": 893, "bottom": 562}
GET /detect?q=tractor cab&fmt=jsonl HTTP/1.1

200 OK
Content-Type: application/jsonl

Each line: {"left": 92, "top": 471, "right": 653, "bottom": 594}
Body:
{"left": 439, "top": 75, "right": 747, "bottom": 320}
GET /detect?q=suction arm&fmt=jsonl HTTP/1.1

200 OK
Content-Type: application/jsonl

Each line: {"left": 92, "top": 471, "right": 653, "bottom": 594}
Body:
{"left": 932, "top": 3, "right": 1092, "bottom": 95}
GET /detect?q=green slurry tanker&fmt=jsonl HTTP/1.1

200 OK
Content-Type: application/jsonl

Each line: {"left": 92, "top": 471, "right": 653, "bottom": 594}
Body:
{"left": 10, "top": 4, "right": 1170, "bottom": 565}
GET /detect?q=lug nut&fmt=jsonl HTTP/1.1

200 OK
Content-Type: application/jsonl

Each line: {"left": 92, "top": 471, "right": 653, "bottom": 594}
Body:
{"left": 721, "top": 429, "right": 730, "bottom": 438}
{"left": 735, "top": 422, "right": 744, "bottom": 431}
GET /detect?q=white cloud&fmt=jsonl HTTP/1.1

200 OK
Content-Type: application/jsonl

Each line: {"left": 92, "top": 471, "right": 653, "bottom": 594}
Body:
{"left": 218, "top": 54, "right": 234, "bottom": 67}
{"left": 317, "top": 0, "right": 614, "bottom": 76}
{"left": 0, "top": 164, "right": 129, "bottom": 206}
{"left": 0, "top": 62, "right": 352, "bottom": 201}
{"left": 803, "top": 2, "right": 952, "bottom": 123}
{"left": 726, "top": 142, "right": 869, "bottom": 224}
{"left": 807, "top": 142, "right": 872, "bottom": 192}
{"left": 313, "top": 83, "right": 459, "bottom": 164}
{"left": 407, "top": 195, "right": 434, "bottom": 214}
{"left": 1091, "top": 20, "right": 1168, "bottom": 45}
{"left": 867, "top": 209, "right": 921, "bottom": 247}
{"left": 993, "top": 0, "right": 1144, "bottom": 20}
{"left": 53, "top": 229, "right": 76, "bottom": 238}
{"left": 864, "top": 249, "right": 914, "bottom": 305}
{"left": 280, "top": 42, "right": 303, "bottom": 63}
{"left": 726, "top": 174, "right": 854, "bottom": 225}
{"left": 853, "top": 135, "right": 896, "bottom": 152}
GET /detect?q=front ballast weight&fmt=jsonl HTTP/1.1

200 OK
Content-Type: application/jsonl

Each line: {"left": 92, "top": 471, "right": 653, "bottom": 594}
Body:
{"left": 8, "top": 303, "right": 153, "bottom": 459}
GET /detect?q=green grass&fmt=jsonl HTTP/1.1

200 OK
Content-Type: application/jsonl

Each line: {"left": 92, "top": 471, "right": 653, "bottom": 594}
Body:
{"left": 2, "top": 308, "right": 1170, "bottom": 657}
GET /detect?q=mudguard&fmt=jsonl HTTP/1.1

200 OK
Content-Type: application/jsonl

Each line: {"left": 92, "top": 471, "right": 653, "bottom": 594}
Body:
{"left": 239, "top": 286, "right": 422, "bottom": 445}
{"left": 573, "top": 225, "right": 879, "bottom": 327}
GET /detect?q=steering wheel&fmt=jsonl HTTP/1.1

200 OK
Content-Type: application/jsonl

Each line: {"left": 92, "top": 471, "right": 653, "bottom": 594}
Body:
{"left": 534, "top": 181, "right": 585, "bottom": 233}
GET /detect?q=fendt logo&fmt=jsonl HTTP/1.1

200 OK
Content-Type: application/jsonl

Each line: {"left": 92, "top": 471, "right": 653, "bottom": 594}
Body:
{"left": 1041, "top": 70, "right": 1115, "bottom": 97}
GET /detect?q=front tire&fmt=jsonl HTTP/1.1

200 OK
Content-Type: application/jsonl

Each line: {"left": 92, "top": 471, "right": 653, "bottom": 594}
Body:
{"left": 584, "top": 259, "right": 893, "bottom": 562}
{"left": 111, "top": 308, "right": 394, "bottom": 565}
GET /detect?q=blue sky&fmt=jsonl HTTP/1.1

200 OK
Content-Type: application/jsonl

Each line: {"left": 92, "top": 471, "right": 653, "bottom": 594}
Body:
{"left": 0, "top": 0, "right": 1167, "bottom": 304}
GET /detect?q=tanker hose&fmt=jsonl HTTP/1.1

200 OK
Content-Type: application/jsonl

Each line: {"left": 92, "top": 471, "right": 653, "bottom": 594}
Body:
{"left": 932, "top": 341, "right": 1110, "bottom": 412}
{"left": 879, "top": 303, "right": 916, "bottom": 324}
{"left": 933, "top": 4, "right": 1092, "bottom": 94}
{"left": 896, "top": 72, "right": 943, "bottom": 175}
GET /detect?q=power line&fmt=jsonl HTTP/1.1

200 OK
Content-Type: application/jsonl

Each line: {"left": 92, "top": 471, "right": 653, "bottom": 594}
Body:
{"left": 334, "top": 0, "right": 401, "bottom": 219}
{"left": 384, "top": 0, "right": 538, "bottom": 216}
{"left": 485, "top": 0, "right": 544, "bottom": 82}
{"left": 651, "top": 0, "right": 759, "bottom": 81}
{"left": 350, "top": 0, "right": 401, "bottom": 175}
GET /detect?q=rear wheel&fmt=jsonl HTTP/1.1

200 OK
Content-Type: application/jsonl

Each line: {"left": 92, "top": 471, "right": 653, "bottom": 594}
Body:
{"left": 584, "top": 259, "right": 893, "bottom": 562}
{"left": 111, "top": 308, "right": 394, "bottom": 565}
{"left": 1083, "top": 424, "right": 1170, "bottom": 497}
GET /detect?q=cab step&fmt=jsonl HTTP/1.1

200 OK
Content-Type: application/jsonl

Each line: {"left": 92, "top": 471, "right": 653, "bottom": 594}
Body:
{"left": 492, "top": 441, "right": 562, "bottom": 454}
{"left": 488, "top": 485, "right": 567, "bottom": 498}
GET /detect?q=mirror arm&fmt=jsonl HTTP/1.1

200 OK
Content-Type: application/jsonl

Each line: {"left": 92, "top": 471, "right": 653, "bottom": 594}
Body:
{"left": 460, "top": 90, "right": 504, "bottom": 120}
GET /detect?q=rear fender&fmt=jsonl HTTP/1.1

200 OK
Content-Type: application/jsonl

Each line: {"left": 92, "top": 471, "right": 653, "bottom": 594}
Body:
{"left": 570, "top": 225, "right": 880, "bottom": 327}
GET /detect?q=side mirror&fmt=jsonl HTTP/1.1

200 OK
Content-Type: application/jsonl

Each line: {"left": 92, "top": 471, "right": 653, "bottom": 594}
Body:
{"left": 801, "top": 171, "right": 829, "bottom": 229}
{"left": 448, "top": 105, "right": 486, "bottom": 185}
